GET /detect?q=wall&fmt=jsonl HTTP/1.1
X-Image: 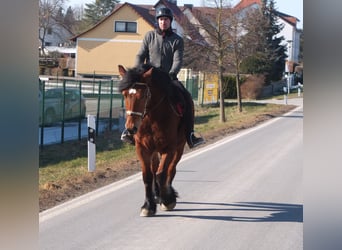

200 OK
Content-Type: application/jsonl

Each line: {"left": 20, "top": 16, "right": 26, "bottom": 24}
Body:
{"left": 75, "top": 5, "right": 154, "bottom": 76}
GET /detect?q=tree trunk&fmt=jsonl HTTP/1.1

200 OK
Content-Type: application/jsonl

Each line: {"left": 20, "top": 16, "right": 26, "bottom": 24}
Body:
{"left": 236, "top": 70, "right": 242, "bottom": 112}
{"left": 219, "top": 65, "right": 226, "bottom": 122}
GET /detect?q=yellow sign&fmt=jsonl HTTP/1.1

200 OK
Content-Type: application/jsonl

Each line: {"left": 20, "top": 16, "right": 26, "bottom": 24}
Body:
{"left": 203, "top": 73, "right": 219, "bottom": 104}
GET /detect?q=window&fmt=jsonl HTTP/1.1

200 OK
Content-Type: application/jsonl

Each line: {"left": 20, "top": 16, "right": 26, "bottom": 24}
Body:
{"left": 115, "top": 21, "right": 137, "bottom": 33}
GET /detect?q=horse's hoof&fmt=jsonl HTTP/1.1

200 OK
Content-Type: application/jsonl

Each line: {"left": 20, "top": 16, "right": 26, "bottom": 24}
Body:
{"left": 140, "top": 208, "right": 156, "bottom": 217}
{"left": 154, "top": 196, "right": 160, "bottom": 203}
{"left": 160, "top": 202, "right": 176, "bottom": 211}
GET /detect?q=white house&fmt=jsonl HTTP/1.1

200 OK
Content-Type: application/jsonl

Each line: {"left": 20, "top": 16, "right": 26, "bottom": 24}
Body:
{"left": 234, "top": 0, "right": 301, "bottom": 65}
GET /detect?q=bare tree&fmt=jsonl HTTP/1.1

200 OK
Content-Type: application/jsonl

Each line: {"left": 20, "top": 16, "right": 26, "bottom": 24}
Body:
{"left": 183, "top": 0, "right": 234, "bottom": 122}
{"left": 71, "top": 4, "right": 85, "bottom": 21}
{"left": 183, "top": 0, "right": 264, "bottom": 115}
{"left": 222, "top": 8, "right": 253, "bottom": 112}
{"left": 39, "top": 0, "right": 65, "bottom": 55}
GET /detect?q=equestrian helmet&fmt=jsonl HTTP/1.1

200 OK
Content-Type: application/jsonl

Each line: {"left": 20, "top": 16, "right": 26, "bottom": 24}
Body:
{"left": 155, "top": 7, "right": 173, "bottom": 21}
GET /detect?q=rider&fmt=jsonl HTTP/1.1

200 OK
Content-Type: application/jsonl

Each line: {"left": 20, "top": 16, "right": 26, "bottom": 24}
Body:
{"left": 121, "top": 7, "right": 204, "bottom": 149}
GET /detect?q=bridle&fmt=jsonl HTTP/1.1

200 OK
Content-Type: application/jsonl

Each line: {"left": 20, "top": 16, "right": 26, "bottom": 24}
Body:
{"left": 124, "top": 81, "right": 178, "bottom": 121}
{"left": 124, "top": 82, "right": 150, "bottom": 119}
{"left": 125, "top": 82, "right": 168, "bottom": 119}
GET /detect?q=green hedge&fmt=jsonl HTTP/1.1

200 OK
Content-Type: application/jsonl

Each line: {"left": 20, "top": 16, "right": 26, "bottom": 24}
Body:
{"left": 222, "top": 75, "right": 247, "bottom": 99}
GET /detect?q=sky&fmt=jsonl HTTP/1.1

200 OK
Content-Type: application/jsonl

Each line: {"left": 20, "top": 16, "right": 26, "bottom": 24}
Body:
{"left": 65, "top": 0, "right": 303, "bottom": 29}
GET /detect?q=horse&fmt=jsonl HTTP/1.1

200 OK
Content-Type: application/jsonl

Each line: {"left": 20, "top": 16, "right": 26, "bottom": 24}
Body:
{"left": 118, "top": 64, "right": 187, "bottom": 217}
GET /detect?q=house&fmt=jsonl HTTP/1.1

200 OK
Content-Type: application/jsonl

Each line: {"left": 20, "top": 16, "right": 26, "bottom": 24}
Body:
{"left": 72, "top": 0, "right": 187, "bottom": 77}
{"left": 39, "top": 17, "right": 74, "bottom": 54}
{"left": 71, "top": 0, "right": 301, "bottom": 77}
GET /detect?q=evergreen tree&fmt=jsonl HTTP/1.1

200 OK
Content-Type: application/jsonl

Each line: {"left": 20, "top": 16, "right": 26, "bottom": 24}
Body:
{"left": 241, "top": 0, "right": 287, "bottom": 83}
{"left": 55, "top": 6, "right": 64, "bottom": 23}
{"left": 83, "top": 0, "right": 118, "bottom": 26}
{"left": 64, "top": 6, "right": 76, "bottom": 30}
{"left": 298, "top": 29, "right": 303, "bottom": 63}
{"left": 264, "top": 0, "right": 287, "bottom": 81}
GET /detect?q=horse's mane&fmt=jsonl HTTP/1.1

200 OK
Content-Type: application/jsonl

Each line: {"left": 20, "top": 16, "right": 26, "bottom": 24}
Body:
{"left": 118, "top": 64, "right": 175, "bottom": 99}
{"left": 118, "top": 64, "right": 150, "bottom": 91}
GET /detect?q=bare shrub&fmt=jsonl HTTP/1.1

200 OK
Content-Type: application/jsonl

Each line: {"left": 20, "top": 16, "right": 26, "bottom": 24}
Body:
{"left": 241, "top": 74, "right": 265, "bottom": 99}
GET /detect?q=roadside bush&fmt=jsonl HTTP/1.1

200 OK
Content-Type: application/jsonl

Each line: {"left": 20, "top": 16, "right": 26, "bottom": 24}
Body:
{"left": 240, "top": 74, "right": 265, "bottom": 99}
{"left": 222, "top": 75, "right": 247, "bottom": 99}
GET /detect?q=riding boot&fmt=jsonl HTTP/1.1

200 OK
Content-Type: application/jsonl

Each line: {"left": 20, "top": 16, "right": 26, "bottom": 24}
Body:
{"left": 121, "top": 129, "right": 135, "bottom": 145}
{"left": 183, "top": 99, "right": 204, "bottom": 148}
{"left": 189, "top": 132, "right": 205, "bottom": 148}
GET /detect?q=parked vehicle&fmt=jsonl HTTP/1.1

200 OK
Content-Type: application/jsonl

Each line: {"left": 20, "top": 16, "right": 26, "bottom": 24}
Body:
{"left": 39, "top": 88, "right": 86, "bottom": 126}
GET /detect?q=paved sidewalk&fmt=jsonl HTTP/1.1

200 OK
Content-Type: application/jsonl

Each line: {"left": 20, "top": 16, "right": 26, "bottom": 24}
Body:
{"left": 251, "top": 96, "right": 303, "bottom": 107}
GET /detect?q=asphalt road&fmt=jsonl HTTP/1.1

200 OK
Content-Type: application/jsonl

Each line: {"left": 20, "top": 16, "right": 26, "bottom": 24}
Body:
{"left": 39, "top": 103, "right": 303, "bottom": 250}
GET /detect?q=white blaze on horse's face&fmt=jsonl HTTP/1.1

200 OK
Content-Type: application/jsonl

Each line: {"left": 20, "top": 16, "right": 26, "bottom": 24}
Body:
{"left": 129, "top": 88, "right": 137, "bottom": 94}
{"left": 123, "top": 86, "right": 148, "bottom": 133}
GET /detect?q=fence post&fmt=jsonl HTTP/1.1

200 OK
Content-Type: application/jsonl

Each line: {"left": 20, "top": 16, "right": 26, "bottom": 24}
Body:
{"left": 40, "top": 79, "right": 46, "bottom": 146}
{"left": 109, "top": 80, "right": 114, "bottom": 131}
{"left": 78, "top": 80, "right": 82, "bottom": 140}
{"left": 61, "top": 79, "right": 66, "bottom": 143}
{"left": 87, "top": 115, "right": 96, "bottom": 172}
{"left": 96, "top": 81, "right": 102, "bottom": 136}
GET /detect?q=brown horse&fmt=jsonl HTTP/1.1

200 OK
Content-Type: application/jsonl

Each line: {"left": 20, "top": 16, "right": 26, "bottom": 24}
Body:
{"left": 118, "top": 64, "right": 187, "bottom": 217}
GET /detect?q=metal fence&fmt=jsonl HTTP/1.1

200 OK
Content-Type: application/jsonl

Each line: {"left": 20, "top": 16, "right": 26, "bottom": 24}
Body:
{"left": 39, "top": 75, "right": 199, "bottom": 146}
{"left": 39, "top": 76, "right": 124, "bottom": 146}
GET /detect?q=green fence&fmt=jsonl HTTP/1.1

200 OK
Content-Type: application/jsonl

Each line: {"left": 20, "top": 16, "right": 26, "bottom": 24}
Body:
{"left": 39, "top": 76, "right": 124, "bottom": 145}
{"left": 39, "top": 75, "right": 199, "bottom": 145}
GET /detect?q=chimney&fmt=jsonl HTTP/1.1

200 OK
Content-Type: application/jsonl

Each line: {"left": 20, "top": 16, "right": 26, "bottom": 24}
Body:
{"left": 184, "top": 4, "right": 193, "bottom": 10}
{"left": 168, "top": 0, "right": 177, "bottom": 5}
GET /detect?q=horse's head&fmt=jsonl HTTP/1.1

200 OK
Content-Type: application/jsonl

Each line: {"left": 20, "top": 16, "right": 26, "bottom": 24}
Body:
{"left": 118, "top": 65, "right": 153, "bottom": 135}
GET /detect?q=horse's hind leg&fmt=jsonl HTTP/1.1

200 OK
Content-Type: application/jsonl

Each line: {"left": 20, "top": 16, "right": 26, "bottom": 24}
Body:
{"left": 159, "top": 185, "right": 178, "bottom": 211}
{"left": 151, "top": 152, "right": 160, "bottom": 203}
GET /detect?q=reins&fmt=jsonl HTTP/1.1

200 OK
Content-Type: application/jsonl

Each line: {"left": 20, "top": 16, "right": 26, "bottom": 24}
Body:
{"left": 168, "top": 102, "right": 183, "bottom": 117}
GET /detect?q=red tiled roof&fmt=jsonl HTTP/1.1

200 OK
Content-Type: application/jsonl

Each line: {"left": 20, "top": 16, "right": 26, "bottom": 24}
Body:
{"left": 275, "top": 10, "right": 299, "bottom": 27}
{"left": 127, "top": 3, "right": 156, "bottom": 27}
{"left": 71, "top": 1, "right": 191, "bottom": 40}
{"left": 234, "top": 0, "right": 262, "bottom": 12}
{"left": 233, "top": 0, "right": 299, "bottom": 27}
{"left": 71, "top": 0, "right": 299, "bottom": 41}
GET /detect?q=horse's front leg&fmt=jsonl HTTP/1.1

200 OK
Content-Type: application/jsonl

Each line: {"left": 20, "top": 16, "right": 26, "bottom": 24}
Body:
{"left": 140, "top": 180, "right": 156, "bottom": 217}
{"left": 137, "top": 148, "right": 156, "bottom": 217}
{"left": 156, "top": 153, "right": 180, "bottom": 211}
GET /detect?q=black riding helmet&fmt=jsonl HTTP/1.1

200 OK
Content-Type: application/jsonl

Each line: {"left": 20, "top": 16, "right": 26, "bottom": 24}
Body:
{"left": 155, "top": 7, "right": 173, "bottom": 21}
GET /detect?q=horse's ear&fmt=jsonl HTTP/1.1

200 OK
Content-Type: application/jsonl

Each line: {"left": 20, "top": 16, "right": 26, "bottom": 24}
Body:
{"left": 118, "top": 65, "right": 126, "bottom": 77}
{"left": 142, "top": 67, "right": 153, "bottom": 81}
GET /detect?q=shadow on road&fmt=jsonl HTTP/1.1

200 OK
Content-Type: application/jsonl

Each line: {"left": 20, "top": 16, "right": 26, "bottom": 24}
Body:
{"left": 157, "top": 201, "right": 303, "bottom": 223}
